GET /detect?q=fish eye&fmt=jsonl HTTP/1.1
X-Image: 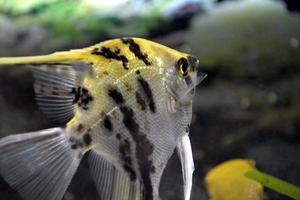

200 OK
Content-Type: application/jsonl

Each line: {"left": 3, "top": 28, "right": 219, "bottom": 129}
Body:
{"left": 177, "top": 57, "right": 189, "bottom": 77}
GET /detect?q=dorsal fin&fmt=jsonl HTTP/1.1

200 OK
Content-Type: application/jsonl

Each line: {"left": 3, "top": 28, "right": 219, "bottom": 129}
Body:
{"left": 0, "top": 49, "right": 94, "bottom": 124}
{"left": 31, "top": 62, "right": 92, "bottom": 124}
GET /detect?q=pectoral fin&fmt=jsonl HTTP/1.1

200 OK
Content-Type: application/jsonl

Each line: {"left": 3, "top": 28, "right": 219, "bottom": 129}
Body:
{"left": 177, "top": 135, "right": 195, "bottom": 200}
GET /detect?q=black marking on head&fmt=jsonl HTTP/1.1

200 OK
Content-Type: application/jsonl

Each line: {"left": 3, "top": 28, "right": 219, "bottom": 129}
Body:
{"left": 135, "top": 91, "right": 146, "bottom": 111}
{"left": 135, "top": 70, "right": 141, "bottom": 74}
{"left": 121, "top": 38, "right": 151, "bottom": 66}
{"left": 123, "top": 164, "right": 137, "bottom": 181}
{"left": 103, "top": 115, "right": 113, "bottom": 131}
{"left": 138, "top": 77, "right": 156, "bottom": 113}
{"left": 187, "top": 56, "right": 199, "bottom": 71}
{"left": 91, "top": 47, "right": 129, "bottom": 70}
{"left": 83, "top": 133, "right": 92, "bottom": 146}
{"left": 71, "top": 87, "right": 93, "bottom": 110}
{"left": 108, "top": 88, "right": 125, "bottom": 104}
{"left": 119, "top": 105, "right": 154, "bottom": 199}
{"left": 119, "top": 138, "right": 137, "bottom": 181}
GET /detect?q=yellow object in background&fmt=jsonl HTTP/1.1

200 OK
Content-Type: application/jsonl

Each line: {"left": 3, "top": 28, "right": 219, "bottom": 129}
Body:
{"left": 205, "top": 159, "right": 263, "bottom": 200}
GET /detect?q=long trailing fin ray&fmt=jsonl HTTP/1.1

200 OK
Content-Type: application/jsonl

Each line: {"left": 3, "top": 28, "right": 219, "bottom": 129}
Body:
{"left": 88, "top": 150, "right": 141, "bottom": 200}
{"left": 0, "top": 50, "right": 88, "bottom": 65}
{"left": 0, "top": 128, "right": 82, "bottom": 200}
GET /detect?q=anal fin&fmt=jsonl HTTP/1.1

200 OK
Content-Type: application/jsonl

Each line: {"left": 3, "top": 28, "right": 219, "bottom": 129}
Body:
{"left": 88, "top": 150, "right": 141, "bottom": 200}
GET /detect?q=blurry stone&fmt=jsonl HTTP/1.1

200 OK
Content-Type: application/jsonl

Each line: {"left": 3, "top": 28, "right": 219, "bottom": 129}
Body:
{"left": 0, "top": 14, "right": 70, "bottom": 56}
{"left": 267, "top": 92, "right": 278, "bottom": 105}
{"left": 240, "top": 96, "right": 251, "bottom": 109}
{"left": 289, "top": 37, "right": 299, "bottom": 48}
{"left": 163, "top": 0, "right": 206, "bottom": 21}
{"left": 189, "top": 0, "right": 300, "bottom": 79}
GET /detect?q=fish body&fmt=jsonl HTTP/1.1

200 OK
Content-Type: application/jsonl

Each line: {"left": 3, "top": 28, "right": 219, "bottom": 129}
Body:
{"left": 0, "top": 38, "right": 206, "bottom": 200}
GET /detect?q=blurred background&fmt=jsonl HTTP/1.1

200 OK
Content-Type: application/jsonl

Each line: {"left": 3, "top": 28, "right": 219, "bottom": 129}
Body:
{"left": 0, "top": 0, "right": 299, "bottom": 199}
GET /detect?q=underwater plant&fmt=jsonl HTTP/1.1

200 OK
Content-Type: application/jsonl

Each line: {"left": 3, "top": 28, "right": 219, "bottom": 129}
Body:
{"left": 245, "top": 169, "right": 300, "bottom": 200}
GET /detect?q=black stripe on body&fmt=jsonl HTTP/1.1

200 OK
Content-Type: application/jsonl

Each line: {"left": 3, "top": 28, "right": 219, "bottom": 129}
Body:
{"left": 103, "top": 115, "right": 113, "bottom": 131}
{"left": 135, "top": 91, "right": 146, "bottom": 111}
{"left": 108, "top": 88, "right": 125, "bottom": 104}
{"left": 107, "top": 87, "right": 155, "bottom": 200}
{"left": 120, "top": 105, "right": 154, "bottom": 200}
{"left": 83, "top": 133, "right": 92, "bottom": 146}
{"left": 138, "top": 77, "right": 156, "bottom": 113}
{"left": 91, "top": 47, "right": 129, "bottom": 70}
{"left": 107, "top": 88, "right": 137, "bottom": 181}
{"left": 121, "top": 38, "right": 151, "bottom": 66}
{"left": 117, "top": 135, "right": 137, "bottom": 181}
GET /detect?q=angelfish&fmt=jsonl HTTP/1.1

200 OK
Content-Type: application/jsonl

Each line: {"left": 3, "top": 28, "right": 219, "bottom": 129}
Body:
{"left": 0, "top": 38, "right": 206, "bottom": 200}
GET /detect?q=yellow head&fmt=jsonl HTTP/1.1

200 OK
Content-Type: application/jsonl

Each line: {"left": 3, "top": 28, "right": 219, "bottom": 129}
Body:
{"left": 108, "top": 38, "right": 207, "bottom": 105}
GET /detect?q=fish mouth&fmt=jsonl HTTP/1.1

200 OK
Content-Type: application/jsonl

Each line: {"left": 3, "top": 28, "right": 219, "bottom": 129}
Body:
{"left": 178, "top": 71, "right": 207, "bottom": 102}
{"left": 194, "top": 71, "right": 207, "bottom": 87}
{"left": 187, "top": 55, "right": 207, "bottom": 86}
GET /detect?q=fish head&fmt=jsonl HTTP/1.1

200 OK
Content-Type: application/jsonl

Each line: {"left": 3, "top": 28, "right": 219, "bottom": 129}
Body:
{"left": 165, "top": 55, "right": 207, "bottom": 105}
{"left": 131, "top": 38, "right": 206, "bottom": 107}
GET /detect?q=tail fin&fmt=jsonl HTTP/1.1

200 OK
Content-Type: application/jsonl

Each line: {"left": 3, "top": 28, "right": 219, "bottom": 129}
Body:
{"left": 0, "top": 128, "right": 82, "bottom": 200}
